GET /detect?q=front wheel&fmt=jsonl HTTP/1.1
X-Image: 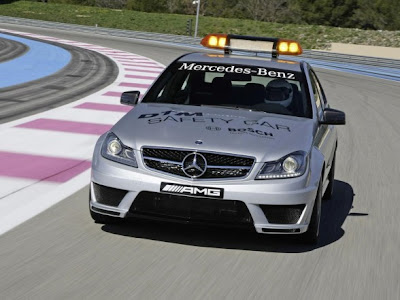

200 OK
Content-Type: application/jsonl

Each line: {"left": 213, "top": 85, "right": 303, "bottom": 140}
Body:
{"left": 302, "top": 178, "right": 322, "bottom": 245}
{"left": 323, "top": 151, "right": 336, "bottom": 200}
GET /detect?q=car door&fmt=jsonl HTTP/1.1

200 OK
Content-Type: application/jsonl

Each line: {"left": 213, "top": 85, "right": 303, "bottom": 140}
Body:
{"left": 309, "top": 69, "right": 337, "bottom": 182}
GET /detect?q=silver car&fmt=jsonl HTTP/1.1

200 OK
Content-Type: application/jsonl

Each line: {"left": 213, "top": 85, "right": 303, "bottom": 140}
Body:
{"left": 90, "top": 35, "right": 345, "bottom": 244}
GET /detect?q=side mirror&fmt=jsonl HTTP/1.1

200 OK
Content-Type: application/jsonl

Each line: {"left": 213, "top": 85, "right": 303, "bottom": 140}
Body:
{"left": 320, "top": 108, "right": 346, "bottom": 125}
{"left": 120, "top": 91, "right": 140, "bottom": 106}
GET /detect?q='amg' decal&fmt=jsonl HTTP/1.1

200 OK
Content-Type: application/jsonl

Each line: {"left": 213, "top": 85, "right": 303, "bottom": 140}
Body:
{"left": 160, "top": 182, "right": 224, "bottom": 198}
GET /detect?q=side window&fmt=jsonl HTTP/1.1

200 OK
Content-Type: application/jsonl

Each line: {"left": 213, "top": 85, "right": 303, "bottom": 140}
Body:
{"left": 311, "top": 70, "right": 328, "bottom": 106}
{"left": 309, "top": 71, "right": 324, "bottom": 119}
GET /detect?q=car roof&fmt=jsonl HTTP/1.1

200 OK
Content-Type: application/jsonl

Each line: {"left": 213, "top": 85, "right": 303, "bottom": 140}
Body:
{"left": 177, "top": 52, "right": 304, "bottom": 73}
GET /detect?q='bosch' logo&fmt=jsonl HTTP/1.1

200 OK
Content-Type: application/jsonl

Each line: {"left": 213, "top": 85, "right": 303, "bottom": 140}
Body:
{"left": 182, "top": 153, "right": 207, "bottom": 178}
{"left": 206, "top": 126, "right": 221, "bottom": 131}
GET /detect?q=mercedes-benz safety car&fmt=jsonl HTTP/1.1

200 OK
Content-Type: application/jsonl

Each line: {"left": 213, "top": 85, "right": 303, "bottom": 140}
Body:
{"left": 90, "top": 34, "right": 345, "bottom": 244}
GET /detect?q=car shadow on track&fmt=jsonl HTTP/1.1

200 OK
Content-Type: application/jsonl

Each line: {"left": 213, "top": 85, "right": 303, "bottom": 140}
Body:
{"left": 102, "top": 180, "right": 356, "bottom": 253}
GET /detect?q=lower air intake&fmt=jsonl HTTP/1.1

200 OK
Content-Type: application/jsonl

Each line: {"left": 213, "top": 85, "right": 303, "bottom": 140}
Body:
{"left": 130, "top": 192, "right": 253, "bottom": 226}
{"left": 93, "top": 183, "right": 128, "bottom": 207}
{"left": 260, "top": 204, "right": 305, "bottom": 224}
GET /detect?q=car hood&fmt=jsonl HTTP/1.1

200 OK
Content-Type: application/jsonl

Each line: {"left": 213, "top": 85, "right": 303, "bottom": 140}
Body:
{"left": 112, "top": 103, "right": 315, "bottom": 162}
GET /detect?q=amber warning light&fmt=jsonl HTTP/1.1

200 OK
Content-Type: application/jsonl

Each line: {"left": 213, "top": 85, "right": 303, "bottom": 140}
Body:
{"left": 276, "top": 39, "right": 302, "bottom": 55}
{"left": 201, "top": 34, "right": 302, "bottom": 57}
{"left": 201, "top": 34, "right": 228, "bottom": 49}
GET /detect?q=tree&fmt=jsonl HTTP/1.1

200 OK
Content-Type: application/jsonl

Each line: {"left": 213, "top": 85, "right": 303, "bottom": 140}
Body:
{"left": 238, "top": 0, "right": 269, "bottom": 21}
{"left": 126, "top": 0, "right": 167, "bottom": 12}
{"left": 238, "top": 0, "right": 295, "bottom": 22}
{"left": 292, "top": 0, "right": 400, "bottom": 30}
{"left": 329, "top": 0, "right": 358, "bottom": 27}
{"left": 166, "top": 0, "right": 182, "bottom": 13}
{"left": 202, "top": 0, "right": 240, "bottom": 18}
{"left": 374, "top": 0, "right": 400, "bottom": 30}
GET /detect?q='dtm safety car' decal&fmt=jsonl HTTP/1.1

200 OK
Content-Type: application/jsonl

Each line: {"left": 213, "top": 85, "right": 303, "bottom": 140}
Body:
{"left": 138, "top": 111, "right": 291, "bottom": 132}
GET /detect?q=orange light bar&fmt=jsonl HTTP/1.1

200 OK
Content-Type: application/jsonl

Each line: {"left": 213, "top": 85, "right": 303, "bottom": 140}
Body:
{"left": 200, "top": 34, "right": 303, "bottom": 57}
{"left": 201, "top": 34, "right": 228, "bottom": 50}
{"left": 276, "top": 39, "right": 303, "bottom": 56}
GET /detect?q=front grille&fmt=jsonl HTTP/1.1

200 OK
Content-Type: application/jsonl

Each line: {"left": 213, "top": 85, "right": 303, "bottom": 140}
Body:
{"left": 260, "top": 204, "right": 305, "bottom": 224}
{"left": 145, "top": 160, "right": 186, "bottom": 177}
{"left": 129, "top": 191, "right": 253, "bottom": 225}
{"left": 142, "top": 147, "right": 254, "bottom": 179}
{"left": 143, "top": 148, "right": 187, "bottom": 162}
{"left": 201, "top": 153, "right": 254, "bottom": 166}
{"left": 93, "top": 183, "right": 128, "bottom": 207}
{"left": 202, "top": 168, "right": 250, "bottom": 178}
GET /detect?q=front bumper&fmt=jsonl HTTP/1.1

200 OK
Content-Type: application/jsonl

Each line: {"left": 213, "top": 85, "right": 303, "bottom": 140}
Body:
{"left": 90, "top": 151, "right": 321, "bottom": 234}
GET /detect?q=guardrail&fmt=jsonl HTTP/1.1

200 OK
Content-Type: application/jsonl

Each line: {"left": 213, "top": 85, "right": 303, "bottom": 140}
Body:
{"left": 1, "top": 16, "right": 400, "bottom": 81}
{"left": 302, "top": 50, "right": 400, "bottom": 69}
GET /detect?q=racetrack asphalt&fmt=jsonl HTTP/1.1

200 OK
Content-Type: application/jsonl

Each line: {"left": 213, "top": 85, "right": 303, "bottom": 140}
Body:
{"left": 0, "top": 36, "right": 28, "bottom": 63}
{"left": 0, "top": 24, "right": 399, "bottom": 300}
{"left": 0, "top": 33, "right": 118, "bottom": 123}
{"left": 0, "top": 33, "right": 72, "bottom": 89}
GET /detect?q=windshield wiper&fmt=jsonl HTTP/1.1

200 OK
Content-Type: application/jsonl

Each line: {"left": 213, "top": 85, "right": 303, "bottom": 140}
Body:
{"left": 200, "top": 104, "right": 269, "bottom": 113}
{"left": 200, "top": 104, "right": 240, "bottom": 110}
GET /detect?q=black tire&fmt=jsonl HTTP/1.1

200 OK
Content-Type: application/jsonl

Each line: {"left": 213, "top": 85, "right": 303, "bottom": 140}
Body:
{"left": 89, "top": 194, "right": 122, "bottom": 224}
{"left": 302, "top": 178, "right": 322, "bottom": 245}
{"left": 323, "top": 151, "right": 336, "bottom": 200}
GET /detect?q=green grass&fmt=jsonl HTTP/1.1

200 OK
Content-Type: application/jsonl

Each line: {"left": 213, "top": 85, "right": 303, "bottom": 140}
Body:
{"left": 1, "top": 1, "right": 400, "bottom": 49}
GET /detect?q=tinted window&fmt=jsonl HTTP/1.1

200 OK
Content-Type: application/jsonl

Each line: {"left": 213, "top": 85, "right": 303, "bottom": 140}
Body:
{"left": 309, "top": 70, "right": 324, "bottom": 118}
{"left": 143, "top": 62, "right": 312, "bottom": 118}
{"left": 311, "top": 70, "right": 328, "bottom": 106}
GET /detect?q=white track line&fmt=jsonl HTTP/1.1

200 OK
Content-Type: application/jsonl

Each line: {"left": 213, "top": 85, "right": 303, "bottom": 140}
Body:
{"left": 0, "top": 29, "right": 165, "bottom": 235}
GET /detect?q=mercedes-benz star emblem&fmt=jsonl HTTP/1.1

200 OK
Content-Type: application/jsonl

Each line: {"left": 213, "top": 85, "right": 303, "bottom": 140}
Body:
{"left": 182, "top": 153, "right": 207, "bottom": 178}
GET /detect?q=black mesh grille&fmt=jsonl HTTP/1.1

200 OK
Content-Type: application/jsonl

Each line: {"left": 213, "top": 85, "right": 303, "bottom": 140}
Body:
{"left": 142, "top": 147, "right": 254, "bottom": 179}
{"left": 202, "top": 153, "right": 254, "bottom": 166}
{"left": 130, "top": 191, "right": 253, "bottom": 225}
{"left": 260, "top": 204, "right": 305, "bottom": 224}
{"left": 203, "top": 168, "right": 250, "bottom": 178}
{"left": 93, "top": 183, "right": 128, "bottom": 207}
{"left": 143, "top": 148, "right": 189, "bottom": 162}
{"left": 144, "top": 159, "right": 186, "bottom": 177}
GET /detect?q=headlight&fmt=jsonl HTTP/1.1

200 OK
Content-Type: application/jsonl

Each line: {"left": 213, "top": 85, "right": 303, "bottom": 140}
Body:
{"left": 256, "top": 151, "right": 308, "bottom": 180}
{"left": 101, "top": 132, "right": 138, "bottom": 168}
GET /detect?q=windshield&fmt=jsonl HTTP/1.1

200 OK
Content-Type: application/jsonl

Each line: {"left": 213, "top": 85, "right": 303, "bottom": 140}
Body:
{"left": 142, "top": 61, "right": 312, "bottom": 118}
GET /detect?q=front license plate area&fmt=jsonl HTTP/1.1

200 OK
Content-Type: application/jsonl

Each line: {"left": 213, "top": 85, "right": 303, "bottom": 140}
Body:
{"left": 160, "top": 182, "right": 224, "bottom": 199}
{"left": 130, "top": 191, "right": 253, "bottom": 224}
